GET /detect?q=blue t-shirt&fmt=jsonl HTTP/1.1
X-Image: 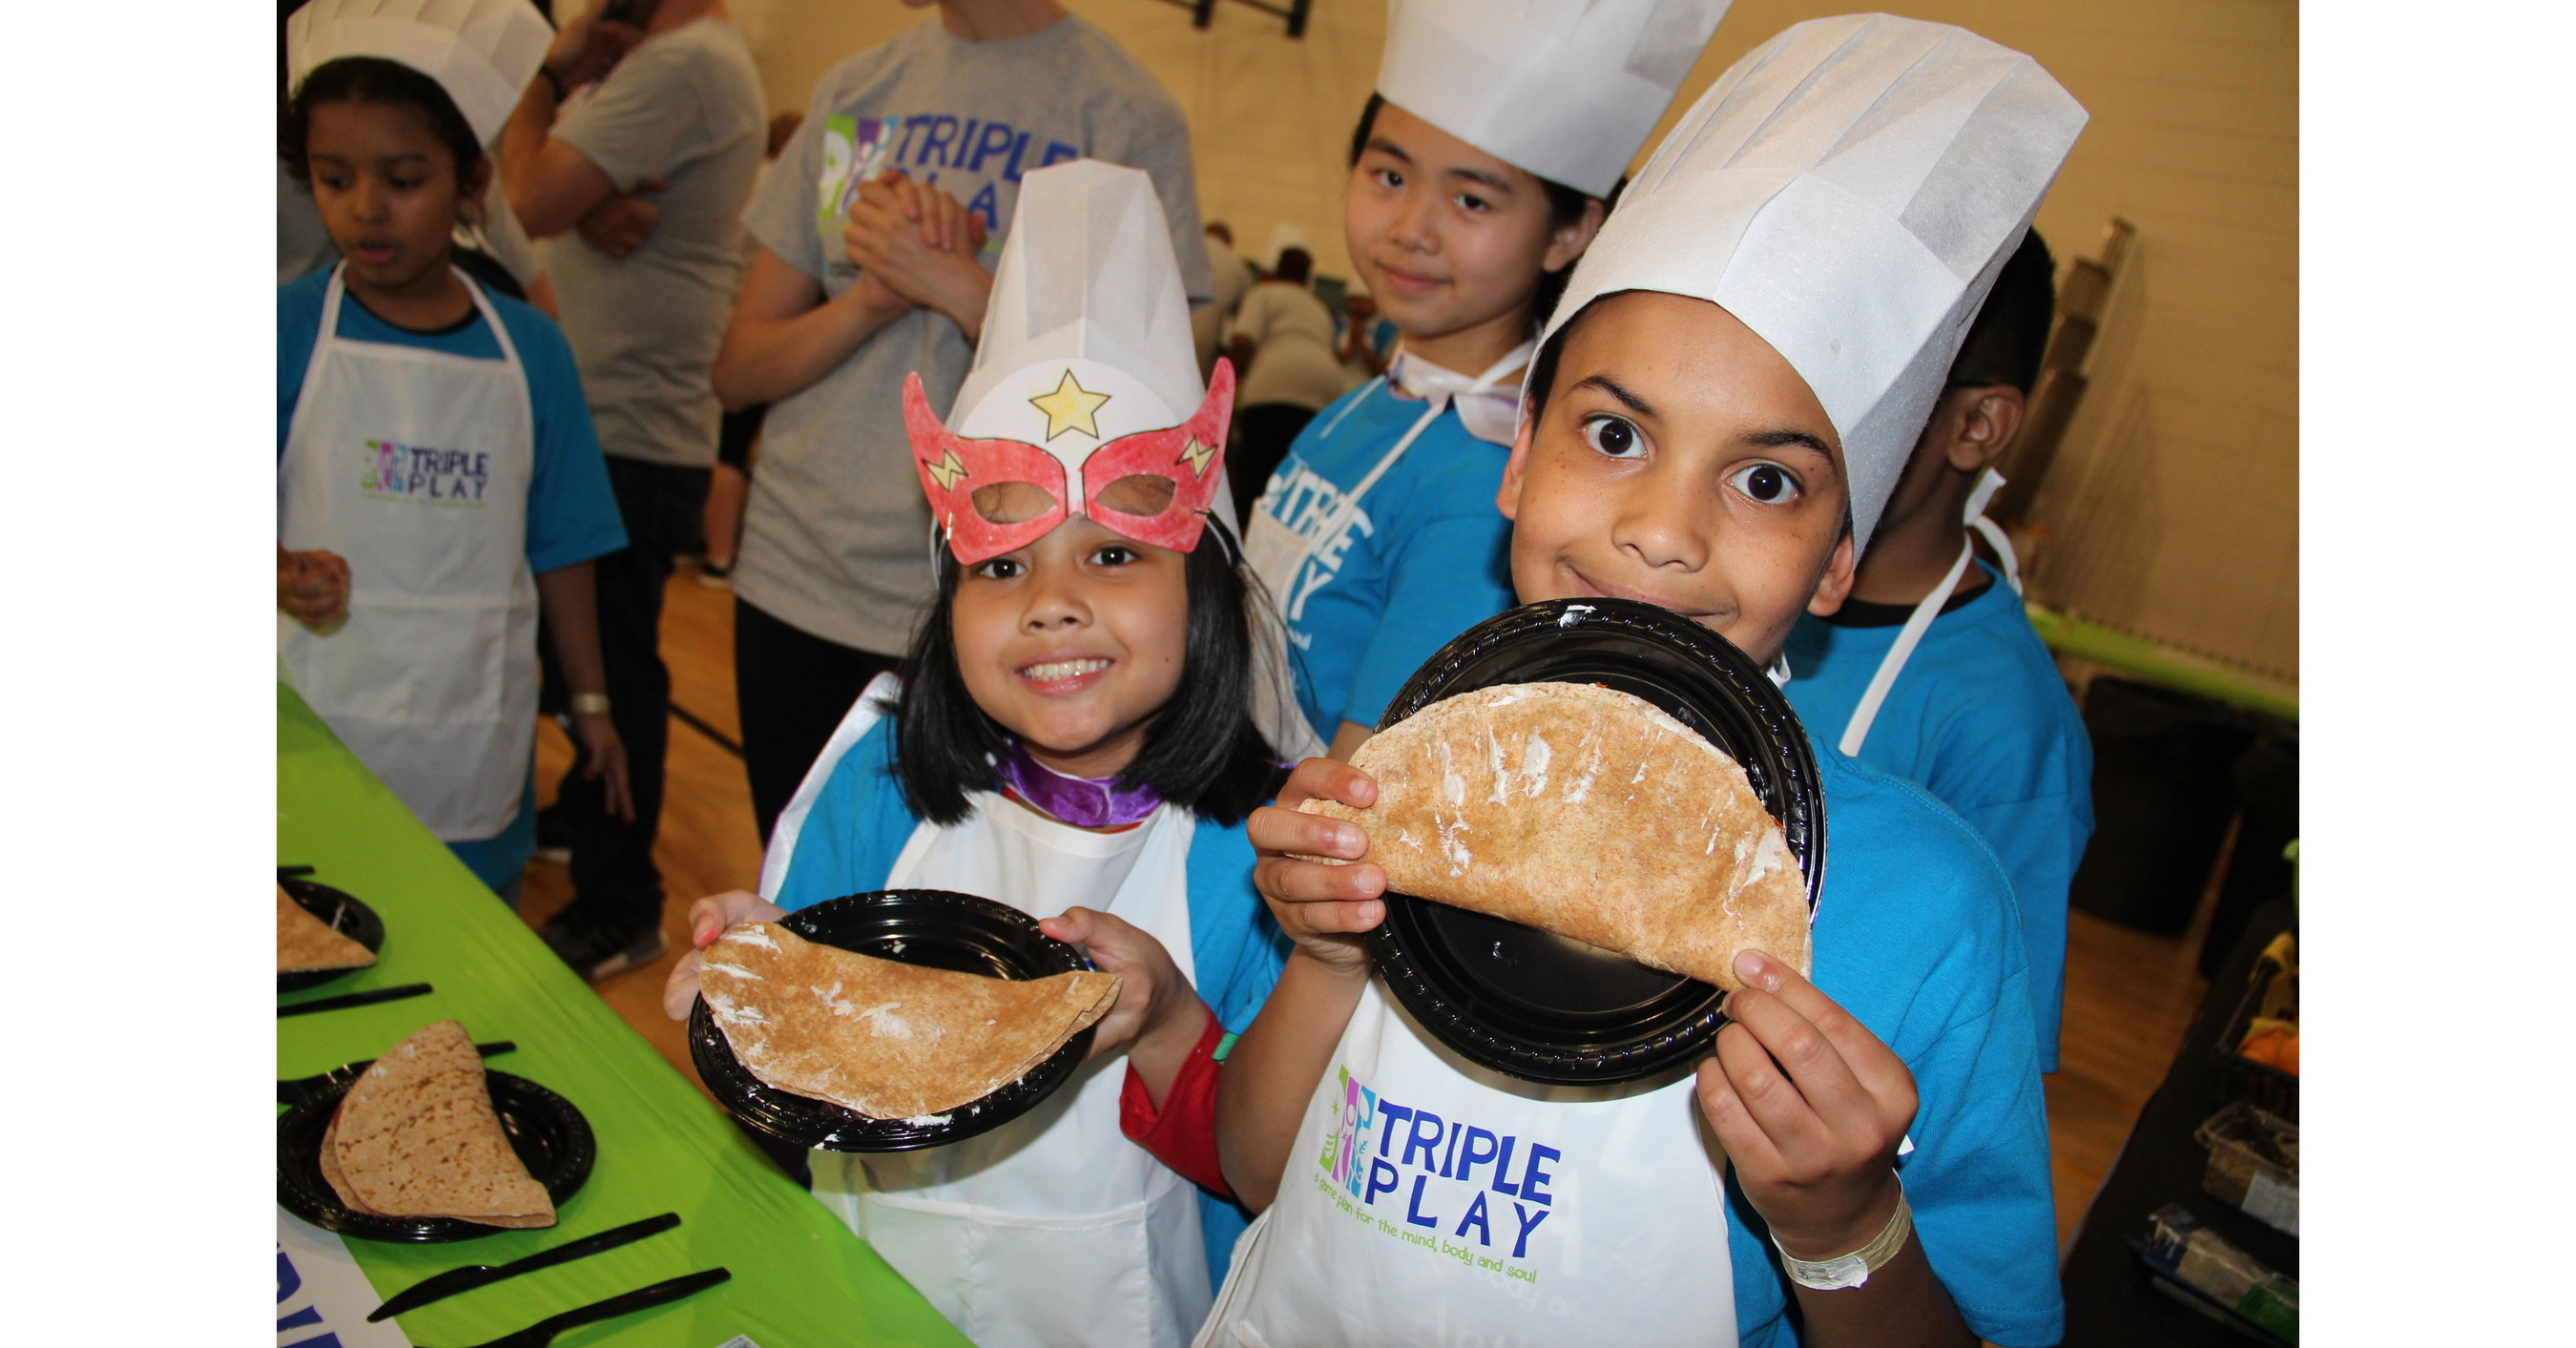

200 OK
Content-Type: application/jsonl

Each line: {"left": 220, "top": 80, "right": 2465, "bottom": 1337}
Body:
{"left": 1726, "top": 751, "right": 2061, "bottom": 1347}
{"left": 277, "top": 269, "right": 628, "bottom": 575}
{"left": 1782, "top": 564, "right": 2093, "bottom": 1071}
{"left": 771, "top": 707, "right": 1291, "bottom": 1288}
{"left": 1255, "top": 381, "right": 1520, "bottom": 737}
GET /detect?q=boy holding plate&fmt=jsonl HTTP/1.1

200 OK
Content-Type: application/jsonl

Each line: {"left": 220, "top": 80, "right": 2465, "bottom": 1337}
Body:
{"left": 1212, "top": 16, "right": 2082, "bottom": 1347}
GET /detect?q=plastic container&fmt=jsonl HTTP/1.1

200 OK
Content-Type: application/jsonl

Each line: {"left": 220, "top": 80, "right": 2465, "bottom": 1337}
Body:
{"left": 2136, "top": 1204, "right": 2299, "bottom": 1345}
{"left": 2195, "top": 1102, "right": 2298, "bottom": 1236}
{"left": 2214, "top": 934, "right": 2299, "bottom": 1120}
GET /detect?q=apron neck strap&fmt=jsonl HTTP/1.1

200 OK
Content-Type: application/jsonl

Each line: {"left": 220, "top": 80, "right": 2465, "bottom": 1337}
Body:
{"left": 1838, "top": 537, "right": 1978, "bottom": 757}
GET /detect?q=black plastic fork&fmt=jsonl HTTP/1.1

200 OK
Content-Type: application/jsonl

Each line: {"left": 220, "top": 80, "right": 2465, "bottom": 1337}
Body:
{"left": 421, "top": 1268, "right": 730, "bottom": 1348}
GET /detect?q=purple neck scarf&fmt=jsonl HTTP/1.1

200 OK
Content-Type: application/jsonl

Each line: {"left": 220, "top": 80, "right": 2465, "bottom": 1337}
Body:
{"left": 993, "top": 741, "right": 1162, "bottom": 829}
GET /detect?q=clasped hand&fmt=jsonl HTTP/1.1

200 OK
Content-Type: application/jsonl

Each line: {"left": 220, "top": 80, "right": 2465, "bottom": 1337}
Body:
{"left": 841, "top": 171, "right": 991, "bottom": 335}
{"left": 1248, "top": 755, "right": 1916, "bottom": 1256}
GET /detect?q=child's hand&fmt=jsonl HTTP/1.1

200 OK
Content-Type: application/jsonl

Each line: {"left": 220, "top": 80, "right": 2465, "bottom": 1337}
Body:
{"left": 1694, "top": 949, "right": 1916, "bottom": 1261}
{"left": 660, "top": 889, "right": 787, "bottom": 1020}
{"left": 1041, "top": 905, "right": 1212, "bottom": 1106}
{"left": 277, "top": 545, "right": 350, "bottom": 629}
{"left": 1040, "top": 906, "right": 1210, "bottom": 1057}
{"left": 569, "top": 709, "right": 634, "bottom": 822}
{"left": 1249, "top": 757, "right": 1384, "bottom": 978}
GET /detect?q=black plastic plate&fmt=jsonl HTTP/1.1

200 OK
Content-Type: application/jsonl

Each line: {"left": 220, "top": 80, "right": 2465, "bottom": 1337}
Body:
{"left": 277, "top": 1070, "right": 593, "bottom": 1242}
{"left": 1364, "top": 598, "right": 1826, "bottom": 1086}
{"left": 689, "top": 889, "right": 1098, "bottom": 1152}
{"left": 278, "top": 878, "right": 385, "bottom": 994}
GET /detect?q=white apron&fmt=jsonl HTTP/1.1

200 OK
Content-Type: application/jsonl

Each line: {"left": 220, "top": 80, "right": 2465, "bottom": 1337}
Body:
{"left": 1837, "top": 467, "right": 2022, "bottom": 757}
{"left": 1195, "top": 980, "right": 1736, "bottom": 1348}
{"left": 278, "top": 265, "right": 538, "bottom": 840}
{"left": 771, "top": 684, "right": 1213, "bottom": 1348}
{"left": 1241, "top": 342, "right": 1532, "bottom": 758}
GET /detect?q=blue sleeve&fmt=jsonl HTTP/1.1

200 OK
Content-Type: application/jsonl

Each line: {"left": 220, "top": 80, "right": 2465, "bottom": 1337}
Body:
{"left": 1338, "top": 462, "right": 1518, "bottom": 730}
{"left": 497, "top": 300, "right": 629, "bottom": 573}
{"left": 1919, "top": 668, "right": 2094, "bottom": 1074}
{"left": 1951, "top": 785, "right": 2088, "bottom": 1072}
{"left": 1183, "top": 819, "right": 1291, "bottom": 1033}
{"left": 1727, "top": 763, "right": 2063, "bottom": 1347}
{"left": 278, "top": 273, "right": 329, "bottom": 458}
{"left": 774, "top": 717, "right": 911, "bottom": 910}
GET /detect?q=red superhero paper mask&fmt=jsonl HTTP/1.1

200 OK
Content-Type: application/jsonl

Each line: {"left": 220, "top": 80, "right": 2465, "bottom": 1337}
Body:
{"left": 906, "top": 359, "right": 1236, "bottom": 566}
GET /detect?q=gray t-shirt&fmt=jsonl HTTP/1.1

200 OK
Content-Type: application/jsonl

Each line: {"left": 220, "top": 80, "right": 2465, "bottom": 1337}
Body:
{"left": 542, "top": 17, "right": 765, "bottom": 468}
{"left": 734, "top": 13, "right": 1212, "bottom": 656}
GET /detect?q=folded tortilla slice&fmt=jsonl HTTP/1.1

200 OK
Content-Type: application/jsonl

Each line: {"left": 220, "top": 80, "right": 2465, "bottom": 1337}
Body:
{"left": 323, "top": 1020, "right": 554, "bottom": 1228}
{"left": 699, "top": 923, "right": 1121, "bottom": 1121}
{"left": 278, "top": 884, "right": 376, "bottom": 973}
{"left": 1298, "top": 682, "right": 1810, "bottom": 990}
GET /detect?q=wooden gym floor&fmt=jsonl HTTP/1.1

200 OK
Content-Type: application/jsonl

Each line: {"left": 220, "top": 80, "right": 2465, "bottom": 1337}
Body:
{"left": 521, "top": 567, "right": 2211, "bottom": 1250}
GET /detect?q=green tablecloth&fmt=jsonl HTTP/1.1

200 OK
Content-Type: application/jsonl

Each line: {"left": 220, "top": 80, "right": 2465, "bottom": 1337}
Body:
{"left": 278, "top": 683, "right": 967, "bottom": 1348}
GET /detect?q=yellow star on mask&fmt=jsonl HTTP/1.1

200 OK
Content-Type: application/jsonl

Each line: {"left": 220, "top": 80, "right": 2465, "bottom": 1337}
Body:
{"left": 1176, "top": 436, "right": 1216, "bottom": 479}
{"left": 1028, "top": 369, "right": 1112, "bottom": 441}
{"left": 924, "top": 447, "right": 970, "bottom": 491}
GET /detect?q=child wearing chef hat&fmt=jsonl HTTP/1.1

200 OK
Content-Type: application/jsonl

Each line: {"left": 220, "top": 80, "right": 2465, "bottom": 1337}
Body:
{"left": 1780, "top": 230, "right": 2094, "bottom": 1074}
{"left": 278, "top": 0, "right": 631, "bottom": 900}
{"left": 1236, "top": 0, "right": 1732, "bottom": 765}
{"left": 1221, "top": 16, "right": 2082, "bottom": 1346}
{"left": 666, "top": 159, "right": 1289, "bottom": 1348}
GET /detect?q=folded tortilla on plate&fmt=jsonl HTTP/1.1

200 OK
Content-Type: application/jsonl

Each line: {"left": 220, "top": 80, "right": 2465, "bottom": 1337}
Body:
{"left": 1298, "top": 681, "right": 1809, "bottom": 990}
{"left": 323, "top": 1020, "right": 553, "bottom": 1227}
{"left": 278, "top": 884, "right": 376, "bottom": 973}
{"left": 699, "top": 923, "right": 1120, "bottom": 1120}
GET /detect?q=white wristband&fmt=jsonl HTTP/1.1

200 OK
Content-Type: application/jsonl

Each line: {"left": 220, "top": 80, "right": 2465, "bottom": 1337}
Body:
{"left": 1773, "top": 1182, "right": 1913, "bottom": 1291}
{"left": 570, "top": 693, "right": 612, "bottom": 715}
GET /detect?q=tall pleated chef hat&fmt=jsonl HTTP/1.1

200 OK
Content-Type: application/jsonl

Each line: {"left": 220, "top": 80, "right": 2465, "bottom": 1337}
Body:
{"left": 1377, "top": 0, "right": 1733, "bottom": 198}
{"left": 1537, "top": 13, "right": 2087, "bottom": 554}
{"left": 907, "top": 158, "right": 1236, "bottom": 566}
{"left": 286, "top": 0, "right": 554, "bottom": 148}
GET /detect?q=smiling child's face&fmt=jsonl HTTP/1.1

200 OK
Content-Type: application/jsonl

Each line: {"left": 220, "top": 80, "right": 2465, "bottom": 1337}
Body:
{"left": 1499, "top": 291, "right": 1858, "bottom": 667}
{"left": 951, "top": 514, "right": 1191, "bottom": 780}
{"left": 1343, "top": 101, "right": 1590, "bottom": 342}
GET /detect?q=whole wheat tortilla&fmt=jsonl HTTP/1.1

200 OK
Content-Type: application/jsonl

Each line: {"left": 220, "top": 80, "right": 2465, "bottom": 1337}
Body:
{"left": 278, "top": 884, "right": 376, "bottom": 973}
{"left": 323, "top": 1020, "right": 553, "bottom": 1228}
{"left": 1298, "top": 682, "right": 1810, "bottom": 990}
{"left": 699, "top": 923, "right": 1121, "bottom": 1121}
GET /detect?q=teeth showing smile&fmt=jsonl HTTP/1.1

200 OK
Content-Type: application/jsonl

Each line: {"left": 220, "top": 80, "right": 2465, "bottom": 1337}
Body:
{"left": 1020, "top": 658, "right": 1111, "bottom": 681}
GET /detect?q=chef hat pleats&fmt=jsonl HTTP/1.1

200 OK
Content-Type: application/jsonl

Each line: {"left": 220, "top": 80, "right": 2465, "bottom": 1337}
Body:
{"left": 951, "top": 159, "right": 1206, "bottom": 446}
{"left": 1377, "top": 0, "right": 1733, "bottom": 198}
{"left": 286, "top": 0, "right": 554, "bottom": 148}
{"left": 1538, "top": 13, "right": 2088, "bottom": 554}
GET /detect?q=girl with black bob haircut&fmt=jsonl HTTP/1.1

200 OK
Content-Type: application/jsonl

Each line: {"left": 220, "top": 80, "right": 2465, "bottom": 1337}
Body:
{"left": 665, "top": 158, "right": 1305, "bottom": 1343}
{"left": 889, "top": 524, "right": 1287, "bottom": 827}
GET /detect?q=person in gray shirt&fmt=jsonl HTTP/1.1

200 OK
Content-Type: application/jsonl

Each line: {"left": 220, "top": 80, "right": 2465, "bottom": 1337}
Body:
{"left": 502, "top": 0, "right": 764, "bottom": 981}
{"left": 713, "top": 0, "right": 1212, "bottom": 842}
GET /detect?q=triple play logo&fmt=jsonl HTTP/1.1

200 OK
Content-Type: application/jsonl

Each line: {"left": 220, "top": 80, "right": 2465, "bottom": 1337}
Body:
{"left": 1320, "top": 1066, "right": 1559, "bottom": 1264}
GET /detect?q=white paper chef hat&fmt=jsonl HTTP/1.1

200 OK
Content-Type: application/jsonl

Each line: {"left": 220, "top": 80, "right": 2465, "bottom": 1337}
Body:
{"left": 1378, "top": 0, "right": 1732, "bottom": 198}
{"left": 1537, "top": 13, "right": 2087, "bottom": 554}
{"left": 951, "top": 159, "right": 1210, "bottom": 447}
{"left": 286, "top": 0, "right": 553, "bottom": 148}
